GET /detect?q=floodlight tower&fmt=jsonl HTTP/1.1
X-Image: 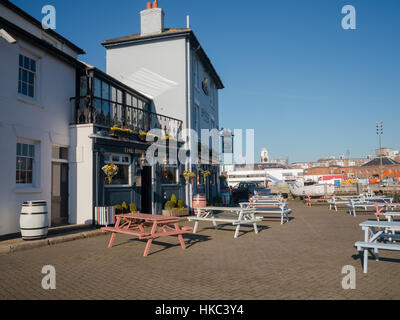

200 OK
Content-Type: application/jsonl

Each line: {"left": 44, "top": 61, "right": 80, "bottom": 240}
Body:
{"left": 376, "top": 122, "right": 383, "bottom": 182}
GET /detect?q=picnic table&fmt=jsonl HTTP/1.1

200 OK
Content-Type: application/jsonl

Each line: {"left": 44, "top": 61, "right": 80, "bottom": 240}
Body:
{"left": 374, "top": 203, "right": 400, "bottom": 221}
{"left": 304, "top": 195, "right": 331, "bottom": 207}
{"left": 348, "top": 199, "right": 397, "bottom": 217}
{"left": 328, "top": 196, "right": 357, "bottom": 212}
{"left": 102, "top": 213, "right": 192, "bottom": 257}
{"left": 251, "top": 195, "right": 283, "bottom": 201}
{"left": 240, "top": 200, "right": 291, "bottom": 225}
{"left": 355, "top": 221, "right": 400, "bottom": 273}
{"left": 187, "top": 207, "right": 262, "bottom": 239}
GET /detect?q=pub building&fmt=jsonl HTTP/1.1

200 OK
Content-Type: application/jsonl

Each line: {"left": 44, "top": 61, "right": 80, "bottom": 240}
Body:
{"left": 69, "top": 63, "right": 187, "bottom": 225}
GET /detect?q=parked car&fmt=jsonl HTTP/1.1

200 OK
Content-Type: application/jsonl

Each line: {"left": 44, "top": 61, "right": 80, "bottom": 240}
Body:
{"left": 231, "top": 182, "right": 270, "bottom": 203}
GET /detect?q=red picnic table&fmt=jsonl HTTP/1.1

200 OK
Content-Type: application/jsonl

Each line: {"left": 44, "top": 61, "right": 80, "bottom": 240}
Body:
{"left": 374, "top": 203, "right": 400, "bottom": 221}
{"left": 101, "top": 213, "right": 193, "bottom": 257}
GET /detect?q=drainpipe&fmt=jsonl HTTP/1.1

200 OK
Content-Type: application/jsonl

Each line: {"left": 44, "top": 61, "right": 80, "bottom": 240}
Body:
{"left": 186, "top": 37, "right": 193, "bottom": 212}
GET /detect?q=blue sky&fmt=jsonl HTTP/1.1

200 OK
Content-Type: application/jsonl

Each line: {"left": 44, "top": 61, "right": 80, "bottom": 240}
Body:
{"left": 10, "top": 0, "right": 400, "bottom": 163}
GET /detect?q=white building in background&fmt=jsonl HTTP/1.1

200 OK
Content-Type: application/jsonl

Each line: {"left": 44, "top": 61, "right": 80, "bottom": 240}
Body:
{"left": 0, "top": 0, "right": 85, "bottom": 235}
{"left": 102, "top": 1, "right": 224, "bottom": 203}
{"left": 225, "top": 163, "right": 303, "bottom": 187}
{"left": 376, "top": 148, "right": 400, "bottom": 159}
{"left": 261, "top": 148, "right": 269, "bottom": 163}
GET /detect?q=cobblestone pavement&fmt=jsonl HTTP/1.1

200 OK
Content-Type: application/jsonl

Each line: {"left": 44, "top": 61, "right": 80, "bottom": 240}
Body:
{"left": 0, "top": 201, "right": 399, "bottom": 300}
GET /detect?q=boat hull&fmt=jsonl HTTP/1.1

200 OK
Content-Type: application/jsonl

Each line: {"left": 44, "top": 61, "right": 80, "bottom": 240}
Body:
{"left": 289, "top": 184, "right": 334, "bottom": 197}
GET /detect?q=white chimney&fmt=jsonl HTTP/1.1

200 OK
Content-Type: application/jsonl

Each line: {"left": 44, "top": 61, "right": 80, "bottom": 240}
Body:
{"left": 140, "top": 1, "right": 165, "bottom": 36}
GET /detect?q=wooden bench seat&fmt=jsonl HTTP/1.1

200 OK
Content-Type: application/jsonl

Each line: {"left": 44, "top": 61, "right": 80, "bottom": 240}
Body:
{"left": 101, "top": 227, "right": 150, "bottom": 238}
{"left": 355, "top": 241, "right": 400, "bottom": 273}
{"left": 355, "top": 241, "right": 400, "bottom": 251}
{"left": 187, "top": 217, "right": 262, "bottom": 224}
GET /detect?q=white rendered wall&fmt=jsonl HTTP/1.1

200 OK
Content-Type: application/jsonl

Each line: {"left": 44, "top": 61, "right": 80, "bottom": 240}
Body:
{"left": 106, "top": 38, "right": 188, "bottom": 125}
{"left": 0, "top": 3, "right": 80, "bottom": 58}
{"left": 68, "top": 125, "right": 94, "bottom": 225}
{"left": 0, "top": 36, "right": 75, "bottom": 235}
{"left": 105, "top": 37, "right": 220, "bottom": 134}
{"left": 191, "top": 50, "right": 219, "bottom": 133}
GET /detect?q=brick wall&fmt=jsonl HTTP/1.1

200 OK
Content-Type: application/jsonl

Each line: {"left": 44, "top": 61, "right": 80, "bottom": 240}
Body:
{"left": 305, "top": 165, "right": 400, "bottom": 179}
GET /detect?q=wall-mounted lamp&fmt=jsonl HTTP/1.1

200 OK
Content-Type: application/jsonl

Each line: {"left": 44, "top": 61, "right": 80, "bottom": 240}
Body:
{"left": 139, "top": 153, "right": 147, "bottom": 170}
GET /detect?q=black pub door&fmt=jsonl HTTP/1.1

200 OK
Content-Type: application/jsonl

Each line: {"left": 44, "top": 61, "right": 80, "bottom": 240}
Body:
{"left": 141, "top": 166, "right": 152, "bottom": 214}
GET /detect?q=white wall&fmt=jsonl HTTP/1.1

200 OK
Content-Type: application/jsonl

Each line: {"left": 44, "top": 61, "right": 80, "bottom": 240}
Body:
{"left": 0, "top": 4, "right": 80, "bottom": 58}
{"left": 68, "top": 125, "right": 94, "bottom": 225}
{"left": 105, "top": 36, "right": 221, "bottom": 136}
{"left": 106, "top": 38, "right": 188, "bottom": 125}
{"left": 191, "top": 50, "right": 219, "bottom": 132}
{"left": 227, "top": 168, "right": 304, "bottom": 187}
{"left": 0, "top": 35, "right": 75, "bottom": 235}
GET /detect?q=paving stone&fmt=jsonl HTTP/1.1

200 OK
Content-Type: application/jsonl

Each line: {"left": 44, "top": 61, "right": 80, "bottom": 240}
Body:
{"left": 0, "top": 245, "right": 11, "bottom": 254}
{"left": 0, "top": 201, "right": 399, "bottom": 300}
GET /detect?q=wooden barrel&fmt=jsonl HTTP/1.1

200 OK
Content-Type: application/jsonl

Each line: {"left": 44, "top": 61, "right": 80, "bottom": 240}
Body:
{"left": 192, "top": 194, "right": 207, "bottom": 215}
{"left": 20, "top": 201, "right": 49, "bottom": 240}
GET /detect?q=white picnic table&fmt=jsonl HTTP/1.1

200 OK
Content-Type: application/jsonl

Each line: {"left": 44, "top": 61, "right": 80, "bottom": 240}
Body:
{"left": 355, "top": 221, "right": 400, "bottom": 273}
{"left": 383, "top": 212, "right": 400, "bottom": 222}
{"left": 187, "top": 207, "right": 262, "bottom": 239}
{"left": 239, "top": 200, "right": 291, "bottom": 225}
{"left": 328, "top": 196, "right": 360, "bottom": 211}
{"left": 348, "top": 199, "right": 398, "bottom": 217}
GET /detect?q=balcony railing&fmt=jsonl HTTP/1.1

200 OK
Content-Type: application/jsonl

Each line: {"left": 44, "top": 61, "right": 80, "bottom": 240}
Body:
{"left": 71, "top": 97, "right": 183, "bottom": 140}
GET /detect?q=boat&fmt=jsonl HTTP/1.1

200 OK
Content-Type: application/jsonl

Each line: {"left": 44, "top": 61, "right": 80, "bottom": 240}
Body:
{"left": 289, "top": 180, "right": 334, "bottom": 198}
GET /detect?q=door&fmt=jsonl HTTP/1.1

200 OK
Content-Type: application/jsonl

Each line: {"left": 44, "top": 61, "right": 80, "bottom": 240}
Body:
{"left": 141, "top": 166, "right": 153, "bottom": 214}
{"left": 51, "top": 162, "right": 69, "bottom": 226}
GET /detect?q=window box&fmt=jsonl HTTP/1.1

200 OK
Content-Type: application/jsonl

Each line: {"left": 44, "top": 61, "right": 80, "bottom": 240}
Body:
{"left": 162, "top": 208, "right": 189, "bottom": 217}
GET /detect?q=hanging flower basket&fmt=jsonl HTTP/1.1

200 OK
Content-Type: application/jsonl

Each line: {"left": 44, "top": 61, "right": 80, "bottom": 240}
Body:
{"left": 182, "top": 170, "right": 195, "bottom": 185}
{"left": 102, "top": 163, "right": 119, "bottom": 185}
{"left": 199, "top": 170, "right": 211, "bottom": 179}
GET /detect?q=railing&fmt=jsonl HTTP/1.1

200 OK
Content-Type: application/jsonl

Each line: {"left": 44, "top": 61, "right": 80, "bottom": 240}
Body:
{"left": 71, "top": 97, "right": 183, "bottom": 140}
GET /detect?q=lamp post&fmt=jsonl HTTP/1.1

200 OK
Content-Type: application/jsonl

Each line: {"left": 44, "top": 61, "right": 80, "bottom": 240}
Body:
{"left": 376, "top": 122, "right": 383, "bottom": 183}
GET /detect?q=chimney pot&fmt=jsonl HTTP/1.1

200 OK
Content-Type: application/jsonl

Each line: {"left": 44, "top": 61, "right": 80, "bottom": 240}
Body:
{"left": 146, "top": 2, "right": 152, "bottom": 9}
{"left": 152, "top": 0, "right": 158, "bottom": 8}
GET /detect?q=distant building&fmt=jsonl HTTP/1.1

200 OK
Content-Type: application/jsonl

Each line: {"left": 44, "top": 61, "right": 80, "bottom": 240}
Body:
{"left": 261, "top": 148, "right": 269, "bottom": 163}
{"left": 304, "top": 157, "right": 400, "bottom": 180}
{"left": 376, "top": 148, "right": 400, "bottom": 159}
{"left": 271, "top": 158, "right": 289, "bottom": 166}
{"left": 225, "top": 163, "right": 303, "bottom": 187}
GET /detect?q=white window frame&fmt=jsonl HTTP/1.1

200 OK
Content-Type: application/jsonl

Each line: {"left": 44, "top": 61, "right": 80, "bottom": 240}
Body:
{"left": 104, "top": 153, "right": 132, "bottom": 187}
{"left": 16, "top": 138, "right": 40, "bottom": 188}
{"left": 18, "top": 49, "right": 41, "bottom": 103}
{"left": 18, "top": 53, "right": 36, "bottom": 99}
